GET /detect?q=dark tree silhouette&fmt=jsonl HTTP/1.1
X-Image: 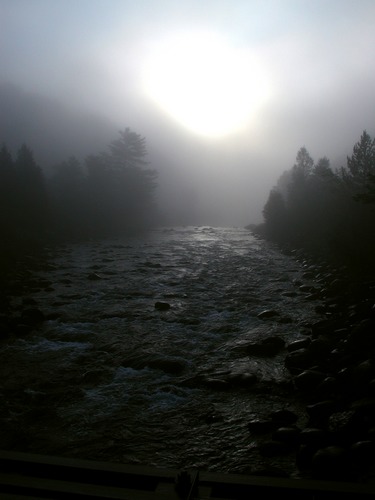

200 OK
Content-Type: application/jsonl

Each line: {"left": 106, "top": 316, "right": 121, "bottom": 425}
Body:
{"left": 0, "top": 143, "right": 52, "bottom": 270}
{"left": 49, "top": 156, "right": 88, "bottom": 239}
{"left": 262, "top": 189, "right": 288, "bottom": 243}
{"left": 284, "top": 147, "right": 315, "bottom": 246}
{"left": 0, "top": 144, "right": 17, "bottom": 243}
{"left": 355, "top": 173, "right": 375, "bottom": 204}
{"left": 86, "top": 153, "right": 117, "bottom": 237}
{"left": 342, "top": 130, "right": 375, "bottom": 189}
{"left": 85, "top": 128, "right": 158, "bottom": 237}
{"left": 313, "top": 157, "right": 334, "bottom": 179}
{"left": 341, "top": 131, "right": 375, "bottom": 204}
{"left": 0, "top": 127, "right": 159, "bottom": 268}
{"left": 107, "top": 128, "right": 158, "bottom": 204}
{"left": 293, "top": 146, "right": 314, "bottom": 180}
{"left": 108, "top": 128, "right": 149, "bottom": 170}
{"left": 15, "top": 144, "right": 49, "bottom": 240}
{"left": 257, "top": 132, "right": 375, "bottom": 273}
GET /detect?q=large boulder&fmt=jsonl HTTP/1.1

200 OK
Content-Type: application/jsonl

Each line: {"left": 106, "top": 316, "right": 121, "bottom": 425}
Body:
{"left": 311, "top": 446, "right": 352, "bottom": 481}
{"left": 154, "top": 301, "right": 171, "bottom": 310}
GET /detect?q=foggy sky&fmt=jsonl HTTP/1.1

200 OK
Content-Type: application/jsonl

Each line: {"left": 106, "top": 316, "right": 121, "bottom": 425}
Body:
{"left": 1, "top": 0, "right": 375, "bottom": 226}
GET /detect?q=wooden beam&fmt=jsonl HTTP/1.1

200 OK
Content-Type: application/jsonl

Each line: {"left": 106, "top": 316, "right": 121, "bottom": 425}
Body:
{"left": 0, "top": 450, "right": 374, "bottom": 499}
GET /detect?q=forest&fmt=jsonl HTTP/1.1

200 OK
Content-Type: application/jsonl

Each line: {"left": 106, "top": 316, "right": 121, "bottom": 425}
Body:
{"left": 255, "top": 130, "right": 375, "bottom": 276}
{"left": 1, "top": 127, "right": 375, "bottom": 278}
{"left": 0, "top": 128, "right": 158, "bottom": 268}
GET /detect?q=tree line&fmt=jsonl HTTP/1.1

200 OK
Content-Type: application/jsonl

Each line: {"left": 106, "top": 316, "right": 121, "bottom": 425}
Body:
{"left": 256, "top": 130, "right": 375, "bottom": 273}
{"left": 0, "top": 128, "right": 158, "bottom": 264}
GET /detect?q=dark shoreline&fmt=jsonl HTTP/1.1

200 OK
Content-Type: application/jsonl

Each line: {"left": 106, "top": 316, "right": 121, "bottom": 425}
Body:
{"left": 253, "top": 236, "right": 375, "bottom": 483}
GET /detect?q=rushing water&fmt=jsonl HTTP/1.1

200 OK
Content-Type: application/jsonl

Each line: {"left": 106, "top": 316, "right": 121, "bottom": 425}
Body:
{"left": 0, "top": 226, "right": 324, "bottom": 475}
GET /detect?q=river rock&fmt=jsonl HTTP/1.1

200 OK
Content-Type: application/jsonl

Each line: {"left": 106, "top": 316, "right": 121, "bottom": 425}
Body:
{"left": 311, "top": 446, "right": 351, "bottom": 480}
{"left": 308, "top": 336, "right": 333, "bottom": 357}
{"left": 349, "top": 360, "right": 375, "bottom": 390}
{"left": 311, "top": 318, "right": 347, "bottom": 337}
{"left": 287, "top": 338, "right": 311, "bottom": 352}
{"left": 328, "top": 409, "right": 363, "bottom": 443}
{"left": 306, "top": 400, "right": 336, "bottom": 425}
{"left": 346, "top": 319, "right": 375, "bottom": 353}
{"left": 296, "top": 444, "right": 318, "bottom": 472}
{"left": 350, "top": 440, "right": 375, "bottom": 466}
{"left": 246, "top": 336, "right": 285, "bottom": 357}
{"left": 154, "top": 301, "right": 171, "bottom": 310}
{"left": 257, "top": 309, "right": 279, "bottom": 319}
{"left": 272, "top": 426, "right": 300, "bottom": 446}
{"left": 316, "top": 376, "right": 338, "bottom": 399}
{"left": 293, "top": 369, "right": 327, "bottom": 391}
{"left": 299, "top": 427, "right": 329, "bottom": 448}
{"left": 203, "top": 378, "right": 230, "bottom": 390}
{"left": 323, "top": 278, "right": 348, "bottom": 297}
{"left": 350, "top": 397, "right": 375, "bottom": 417}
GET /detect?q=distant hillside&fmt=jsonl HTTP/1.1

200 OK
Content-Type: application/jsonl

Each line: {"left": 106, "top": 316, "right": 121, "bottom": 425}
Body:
{"left": 0, "top": 82, "right": 116, "bottom": 170}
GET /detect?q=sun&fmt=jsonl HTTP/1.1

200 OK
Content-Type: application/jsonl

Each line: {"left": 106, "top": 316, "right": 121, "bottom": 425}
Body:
{"left": 142, "top": 31, "right": 271, "bottom": 137}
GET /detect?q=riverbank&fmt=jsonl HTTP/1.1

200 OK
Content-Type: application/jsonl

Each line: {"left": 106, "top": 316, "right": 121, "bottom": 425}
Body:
{"left": 255, "top": 244, "right": 375, "bottom": 483}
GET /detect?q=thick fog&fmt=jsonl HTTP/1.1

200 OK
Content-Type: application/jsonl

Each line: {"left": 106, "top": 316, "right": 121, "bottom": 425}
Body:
{"left": 1, "top": 0, "right": 375, "bottom": 226}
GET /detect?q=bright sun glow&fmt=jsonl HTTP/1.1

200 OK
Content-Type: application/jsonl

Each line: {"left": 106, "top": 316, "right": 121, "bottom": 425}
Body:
{"left": 142, "top": 32, "right": 271, "bottom": 137}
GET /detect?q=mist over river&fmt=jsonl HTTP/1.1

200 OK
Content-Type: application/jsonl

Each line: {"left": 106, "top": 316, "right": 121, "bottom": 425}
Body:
{"left": 0, "top": 226, "right": 326, "bottom": 476}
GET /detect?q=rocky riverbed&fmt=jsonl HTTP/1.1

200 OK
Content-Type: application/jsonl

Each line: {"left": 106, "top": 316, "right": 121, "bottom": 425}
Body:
{"left": 250, "top": 254, "right": 375, "bottom": 484}
{"left": 0, "top": 226, "right": 374, "bottom": 485}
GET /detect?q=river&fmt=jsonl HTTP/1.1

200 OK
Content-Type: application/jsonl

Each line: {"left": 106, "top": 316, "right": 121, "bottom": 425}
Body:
{"left": 0, "top": 226, "right": 325, "bottom": 476}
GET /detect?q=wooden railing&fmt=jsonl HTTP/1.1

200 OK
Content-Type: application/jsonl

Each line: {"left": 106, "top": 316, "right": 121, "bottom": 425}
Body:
{"left": 0, "top": 450, "right": 374, "bottom": 499}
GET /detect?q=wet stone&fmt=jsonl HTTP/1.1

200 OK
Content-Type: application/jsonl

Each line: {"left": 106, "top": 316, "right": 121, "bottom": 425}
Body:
{"left": 299, "top": 428, "right": 329, "bottom": 447}
{"left": 257, "top": 309, "right": 279, "bottom": 319}
{"left": 154, "top": 301, "right": 171, "bottom": 310}
{"left": 272, "top": 426, "right": 300, "bottom": 446}
{"left": 287, "top": 338, "right": 311, "bottom": 352}
{"left": 293, "top": 369, "right": 327, "bottom": 391}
